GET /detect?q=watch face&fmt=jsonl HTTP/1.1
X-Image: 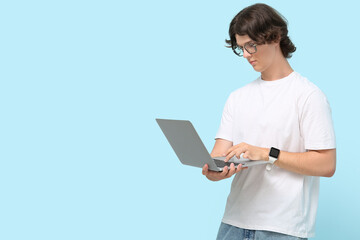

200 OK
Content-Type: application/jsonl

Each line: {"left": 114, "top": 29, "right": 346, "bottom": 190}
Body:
{"left": 270, "top": 147, "right": 280, "bottom": 158}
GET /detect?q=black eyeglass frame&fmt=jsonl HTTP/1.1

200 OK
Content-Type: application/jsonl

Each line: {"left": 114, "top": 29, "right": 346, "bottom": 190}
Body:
{"left": 233, "top": 42, "right": 258, "bottom": 57}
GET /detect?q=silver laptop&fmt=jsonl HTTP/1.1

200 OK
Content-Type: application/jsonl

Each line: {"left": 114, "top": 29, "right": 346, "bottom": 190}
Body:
{"left": 156, "top": 118, "right": 268, "bottom": 172}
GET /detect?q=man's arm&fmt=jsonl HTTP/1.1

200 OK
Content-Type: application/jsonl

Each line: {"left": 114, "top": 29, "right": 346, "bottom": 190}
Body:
{"left": 274, "top": 149, "right": 336, "bottom": 177}
{"left": 210, "top": 138, "right": 233, "bottom": 158}
{"left": 224, "top": 143, "right": 336, "bottom": 177}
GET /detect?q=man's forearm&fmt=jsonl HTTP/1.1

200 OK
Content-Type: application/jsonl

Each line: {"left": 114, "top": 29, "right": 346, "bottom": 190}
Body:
{"left": 269, "top": 149, "right": 336, "bottom": 177}
{"left": 223, "top": 142, "right": 336, "bottom": 177}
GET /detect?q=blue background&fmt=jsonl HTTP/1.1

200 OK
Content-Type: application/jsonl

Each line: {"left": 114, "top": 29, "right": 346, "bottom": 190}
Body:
{"left": 0, "top": 0, "right": 359, "bottom": 239}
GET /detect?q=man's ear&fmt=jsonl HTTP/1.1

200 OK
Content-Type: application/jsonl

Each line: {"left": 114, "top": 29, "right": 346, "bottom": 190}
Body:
{"left": 273, "top": 33, "right": 281, "bottom": 44}
{"left": 269, "top": 39, "right": 280, "bottom": 48}
{"left": 271, "top": 34, "right": 281, "bottom": 48}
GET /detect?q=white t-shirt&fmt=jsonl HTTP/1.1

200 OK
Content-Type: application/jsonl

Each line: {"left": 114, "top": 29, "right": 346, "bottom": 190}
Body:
{"left": 215, "top": 72, "right": 336, "bottom": 238}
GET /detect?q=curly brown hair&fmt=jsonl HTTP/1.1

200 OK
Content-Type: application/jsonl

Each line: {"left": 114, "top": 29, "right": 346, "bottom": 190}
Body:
{"left": 226, "top": 3, "right": 296, "bottom": 58}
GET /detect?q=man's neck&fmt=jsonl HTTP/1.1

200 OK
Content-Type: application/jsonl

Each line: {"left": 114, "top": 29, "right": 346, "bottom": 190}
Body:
{"left": 261, "top": 54, "right": 293, "bottom": 81}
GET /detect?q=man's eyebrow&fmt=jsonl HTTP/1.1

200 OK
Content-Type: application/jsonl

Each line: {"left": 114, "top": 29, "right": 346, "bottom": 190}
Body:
{"left": 237, "top": 41, "right": 255, "bottom": 47}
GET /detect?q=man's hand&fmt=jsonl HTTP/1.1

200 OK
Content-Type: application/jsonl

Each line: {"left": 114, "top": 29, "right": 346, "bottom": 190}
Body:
{"left": 224, "top": 142, "right": 269, "bottom": 162}
{"left": 202, "top": 163, "right": 244, "bottom": 181}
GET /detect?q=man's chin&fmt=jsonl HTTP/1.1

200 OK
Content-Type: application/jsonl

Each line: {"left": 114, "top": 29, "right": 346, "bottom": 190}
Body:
{"left": 252, "top": 66, "right": 262, "bottom": 72}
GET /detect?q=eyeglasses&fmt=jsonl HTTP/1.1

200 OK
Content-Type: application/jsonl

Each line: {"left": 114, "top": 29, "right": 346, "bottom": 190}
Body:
{"left": 233, "top": 42, "right": 258, "bottom": 57}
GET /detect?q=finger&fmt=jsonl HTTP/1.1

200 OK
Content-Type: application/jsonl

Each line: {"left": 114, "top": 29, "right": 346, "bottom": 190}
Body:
{"left": 227, "top": 163, "right": 236, "bottom": 177}
{"left": 235, "top": 164, "right": 243, "bottom": 173}
{"left": 220, "top": 166, "right": 229, "bottom": 177}
{"left": 202, "top": 164, "right": 208, "bottom": 175}
{"left": 243, "top": 151, "right": 250, "bottom": 159}
{"left": 235, "top": 150, "right": 243, "bottom": 159}
{"left": 225, "top": 151, "right": 236, "bottom": 162}
{"left": 225, "top": 146, "right": 235, "bottom": 156}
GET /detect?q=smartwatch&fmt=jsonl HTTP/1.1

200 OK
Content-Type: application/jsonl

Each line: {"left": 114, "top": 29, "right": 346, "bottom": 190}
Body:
{"left": 266, "top": 147, "right": 280, "bottom": 171}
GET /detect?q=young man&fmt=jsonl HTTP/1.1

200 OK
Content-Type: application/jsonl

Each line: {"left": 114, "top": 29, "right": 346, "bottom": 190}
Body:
{"left": 202, "top": 4, "right": 336, "bottom": 240}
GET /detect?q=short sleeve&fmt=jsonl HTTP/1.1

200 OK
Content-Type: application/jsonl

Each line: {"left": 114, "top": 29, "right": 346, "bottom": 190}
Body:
{"left": 300, "top": 89, "right": 336, "bottom": 150}
{"left": 215, "top": 93, "right": 234, "bottom": 142}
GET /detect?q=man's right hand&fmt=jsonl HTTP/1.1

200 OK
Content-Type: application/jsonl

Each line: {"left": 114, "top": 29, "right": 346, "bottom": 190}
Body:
{"left": 202, "top": 163, "right": 244, "bottom": 181}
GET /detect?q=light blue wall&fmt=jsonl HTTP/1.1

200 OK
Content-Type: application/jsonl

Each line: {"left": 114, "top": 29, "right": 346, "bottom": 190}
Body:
{"left": 0, "top": 0, "right": 358, "bottom": 239}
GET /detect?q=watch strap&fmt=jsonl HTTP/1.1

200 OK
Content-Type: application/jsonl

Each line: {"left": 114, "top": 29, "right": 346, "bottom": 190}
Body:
{"left": 268, "top": 156, "right": 277, "bottom": 164}
{"left": 266, "top": 147, "right": 280, "bottom": 171}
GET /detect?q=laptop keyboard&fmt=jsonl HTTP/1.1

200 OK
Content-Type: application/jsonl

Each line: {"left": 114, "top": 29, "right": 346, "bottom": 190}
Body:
{"left": 214, "top": 159, "right": 240, "bottom": 168}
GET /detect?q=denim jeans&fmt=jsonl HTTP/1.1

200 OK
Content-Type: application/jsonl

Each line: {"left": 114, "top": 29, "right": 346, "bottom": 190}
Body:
{"left": 217, "top": 222, "right": 308, "bottom": 240}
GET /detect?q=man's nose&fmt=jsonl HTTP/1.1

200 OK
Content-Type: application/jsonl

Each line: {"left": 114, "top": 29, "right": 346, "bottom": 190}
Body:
{"left": 242, "top": 49, "right": 251, "bottom": 58}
